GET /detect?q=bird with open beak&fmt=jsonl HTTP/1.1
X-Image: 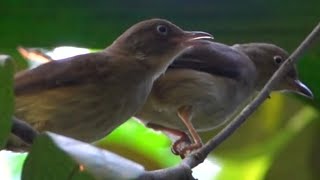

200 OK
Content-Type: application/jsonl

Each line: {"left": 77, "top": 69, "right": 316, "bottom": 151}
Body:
{"left": 9, "top": 18, "right": 214, "bottom": 150}
{"left": 135, "top": 41, "right": 313, "bottom": 158}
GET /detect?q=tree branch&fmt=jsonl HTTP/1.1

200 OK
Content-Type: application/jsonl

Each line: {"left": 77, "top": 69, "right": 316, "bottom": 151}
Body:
{"left": 185, "top": 21, "right": 320, "bottom": 167}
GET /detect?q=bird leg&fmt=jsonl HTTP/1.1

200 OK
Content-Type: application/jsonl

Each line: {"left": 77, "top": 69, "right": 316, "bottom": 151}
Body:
{"left": 146, "top": 105, "right": 202, "bottom": 158}
{"left": 177, "top": 106, "right": 203, "bottom": 157}
{"left": 146, "top": 123, "right": 192, "bottom": 156}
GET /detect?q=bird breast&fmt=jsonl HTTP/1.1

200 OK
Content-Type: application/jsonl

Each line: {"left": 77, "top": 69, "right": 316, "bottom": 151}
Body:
{"left": 136, "top": 69, "right": 255, "bottom": 132}
{"left": 15, "top": 78, "right": 152, "bottom": 142}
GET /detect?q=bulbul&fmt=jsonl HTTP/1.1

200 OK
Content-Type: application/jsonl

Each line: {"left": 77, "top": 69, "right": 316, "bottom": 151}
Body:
{"left": 135, "top": 41, "right": 313, "bottom": 157}
{"left": 9, "top": 18, "right": 213, "bottom": 149}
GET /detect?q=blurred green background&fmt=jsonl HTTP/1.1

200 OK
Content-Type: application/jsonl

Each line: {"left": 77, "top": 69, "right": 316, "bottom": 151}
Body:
{"left": 0, "top": 0, "right": 319, "bottom": 179}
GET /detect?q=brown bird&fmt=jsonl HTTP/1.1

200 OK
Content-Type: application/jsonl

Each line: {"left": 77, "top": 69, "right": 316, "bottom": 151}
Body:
{"left": 9, "top": 19, "right": 213, "bottom": 149}
{"left": 135, "top": 41, "right": 313, "bottom": 157}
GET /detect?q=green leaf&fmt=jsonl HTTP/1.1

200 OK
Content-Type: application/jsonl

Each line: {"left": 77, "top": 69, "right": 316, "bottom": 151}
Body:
{"left": 22, "top": 132, "right": 145, "bottom": 180}
{"left": 0, "top": 55, "right": 14, "bottom": 149}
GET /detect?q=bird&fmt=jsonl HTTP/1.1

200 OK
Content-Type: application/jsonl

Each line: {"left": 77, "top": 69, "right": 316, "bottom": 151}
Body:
{"left": 9, "top": 18, "right": 214, "bottom": 150}
{"left": 135, "top": 41, "right": 313, "bottom": 157}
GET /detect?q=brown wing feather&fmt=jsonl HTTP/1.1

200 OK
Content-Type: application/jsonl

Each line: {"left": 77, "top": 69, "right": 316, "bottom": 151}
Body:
{"left": 169, "top": 41, "right": 249, "bottom": 80}
{"left": 14, "top": 52, "right": 112, "bottom": 96}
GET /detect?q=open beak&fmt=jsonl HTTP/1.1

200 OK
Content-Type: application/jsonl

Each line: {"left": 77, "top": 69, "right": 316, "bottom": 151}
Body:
{"left": 287, "top": 79, "right": 314, "bottom": 99}
{"left": 182, "top": 31, "right": 214, "bottom": 43}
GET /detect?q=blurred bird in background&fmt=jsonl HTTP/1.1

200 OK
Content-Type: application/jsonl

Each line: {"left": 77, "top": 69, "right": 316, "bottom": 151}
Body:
{"left": 135, "top": 41, "right": 313, "bottom": 157}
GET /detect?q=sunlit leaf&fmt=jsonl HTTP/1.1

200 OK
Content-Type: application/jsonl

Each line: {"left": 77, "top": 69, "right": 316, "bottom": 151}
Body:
{"left": 97, "top": 119, "right": 181, "bottom": 169}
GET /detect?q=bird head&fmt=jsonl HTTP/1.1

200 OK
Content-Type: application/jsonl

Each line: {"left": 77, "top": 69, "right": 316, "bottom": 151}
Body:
{"left": 234, "top": 43, "right": 313, "bottom": 98}
{"left": 109, "top": 18, "right": 213, "bottom": 78}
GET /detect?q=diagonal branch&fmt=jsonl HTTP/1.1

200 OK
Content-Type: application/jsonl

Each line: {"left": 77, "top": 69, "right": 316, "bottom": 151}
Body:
{"left": 183, "top": 21, "right": 320, "bottom": 169}
{"left": 183, "top": 21, "right": 320, "bottom": 168}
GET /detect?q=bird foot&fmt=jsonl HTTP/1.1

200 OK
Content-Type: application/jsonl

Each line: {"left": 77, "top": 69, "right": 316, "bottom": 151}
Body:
{"left": 171, "top": 135, "right": 202, "bottom": 159}
{"left": 171, "top": 133, "right": 191, "bottom": 155}
{"left": 146, "top": 122, "right": 203, "bottom": 158}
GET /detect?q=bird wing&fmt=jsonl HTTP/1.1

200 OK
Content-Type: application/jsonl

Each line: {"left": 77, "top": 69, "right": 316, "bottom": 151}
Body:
{"left": 169, "top": 42, "right": 247, "bottom": 80}
{"left": 14, "top": 52, "right": 112, "bottom": 96}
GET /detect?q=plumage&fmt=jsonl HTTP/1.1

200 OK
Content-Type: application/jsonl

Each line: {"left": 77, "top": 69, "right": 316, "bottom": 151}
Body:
{"left": 135, "top": 42, "right": 313, "bottom": 156}
{"left": 10, "top": 18, "right": 214, "bottom": 149}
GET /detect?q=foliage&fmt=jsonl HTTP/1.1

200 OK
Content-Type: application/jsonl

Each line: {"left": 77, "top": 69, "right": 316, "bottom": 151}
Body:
{"left": 0, "top": 56, "right": 14, "bottom": 148}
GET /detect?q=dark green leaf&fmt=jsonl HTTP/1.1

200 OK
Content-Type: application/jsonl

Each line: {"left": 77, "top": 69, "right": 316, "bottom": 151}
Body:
{"left": 0, "top": 55, "right": 14, "bottom": 149}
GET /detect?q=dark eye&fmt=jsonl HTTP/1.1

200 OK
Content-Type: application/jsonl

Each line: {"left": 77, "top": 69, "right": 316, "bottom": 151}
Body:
{"left": 273, "top": 55, "right": 283, "bottom": 65}
{"left": 156, "top": 25, "right": 168, "bottom": 35}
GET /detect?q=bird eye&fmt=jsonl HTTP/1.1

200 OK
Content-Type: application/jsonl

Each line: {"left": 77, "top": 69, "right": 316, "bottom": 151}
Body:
{"left": 156, "top": 25, "right": 168, "bottom": 35}
{"left": 273, "top": 55, "right": 283, "bottom": 65}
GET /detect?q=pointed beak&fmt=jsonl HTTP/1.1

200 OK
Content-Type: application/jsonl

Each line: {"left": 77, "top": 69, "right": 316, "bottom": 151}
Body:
{"left": 183, "top": 31, "right": 214, "bottom": 43}
{"left": 290, "top": 79, "right": 314, "bottom": 99}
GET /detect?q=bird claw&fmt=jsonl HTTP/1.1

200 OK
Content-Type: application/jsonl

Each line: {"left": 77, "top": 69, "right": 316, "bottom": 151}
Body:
{"left": 171, "top": 136, "right": 202, "bottom": 158}
{"left": 145, "top": 122, "right": 203, "bottom": 158}
{"left": 171, "top": 137, "right": 191, "bottom": 155}
{"left": 179, "top": 143, "right": 202, "bottom": 158}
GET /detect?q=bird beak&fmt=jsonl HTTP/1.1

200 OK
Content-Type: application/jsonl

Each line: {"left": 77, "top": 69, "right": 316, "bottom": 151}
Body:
{"left": 179, "top": 31, "right": 214, "bottom": 45}
{"left": 285, "top": 79, "right": 314, "bottom": 99}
